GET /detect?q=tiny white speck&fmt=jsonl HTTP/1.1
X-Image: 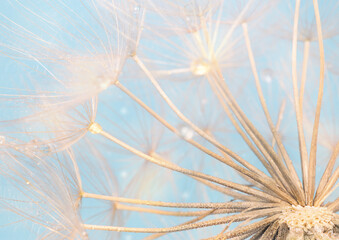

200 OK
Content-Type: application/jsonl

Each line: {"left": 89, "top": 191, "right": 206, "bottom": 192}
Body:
{"left": 120, "top": 171, "right": 128, "bottom": 178}
{"left": 0, "top": 136, "right": 5, "bottom": 144}
{"left": 120, "top": 107, "right": 128, "bottom": 115}
{"left": 125, "top": 235, "right": 132, "bottom": 240}
{"left": 261, "top": 68, "right": 273, "bottom": 83}
{"left": 182, "top": 192, "right": 190, "bottom": 199}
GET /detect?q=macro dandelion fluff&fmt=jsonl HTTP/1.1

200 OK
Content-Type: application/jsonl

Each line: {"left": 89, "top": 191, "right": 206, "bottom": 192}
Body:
{"left": 0, "top": 0, "right": 338, "bottom": 239}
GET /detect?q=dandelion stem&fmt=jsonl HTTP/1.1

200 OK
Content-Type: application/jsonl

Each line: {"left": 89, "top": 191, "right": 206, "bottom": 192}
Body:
{"left": 205, "top": 215, "right": 280, "bottom": 240}
{"left": 96, "top": 129, "right": 285, "bottom": 203}
{"left": 115, "top": 203, "right": 211, "bottom": 216}
{"left": 116, "top": 81, "right": 273, "bottom": 186}
{"left": 82, "top": 192, "right": 282, "bottom": 209}
{"left": 207, "top": 75, "right": 295, "bottom": 197}
{"left": 215, "top": 0, "right": 254, "bottom": 55}
{"left": 259, "top": 220, "right": 280, "bottom": 239}
{"left": 210, "top": 66, "right": 302, "bottom": 196}
{"left": 291, "top": 0, "right": 310, "bottom": 203}
{"left": 190, "top": 176, "right": 261, "bottom": 202}
{"left": 144, "top": 209, "right": 217, "bottom": 240}
{"left": 314, "top": 167, "right": 339, "bottom": 206}
{"left": 132, "top": 55, "right": 235, "bottom": 161}
{"left": 272, "top": 100, "right": 286, "bottom": 148}
{"left": 242, "top": 22, "right": 304, "bottom": 205}
{"left": 207, "top": 78, "right": 298, "bottom": 204}
{"left": 115, "top": 82, "right": 289, "bottom": 201}
{"left": 66, "top": 149, "right": 83, "bottom": 193}
{"left": 308, "top": 0, "right": 326, "bottom": 205}
{"left": 115, "top": 203, "right": 254, "bottom": 217}
{"left": 314, "top": 141, "right": 339, "bottom": 201}
{"left": 82, "top": 208, "right": 282, "bottom": 233}
{"left": 327, "top": 197, "right": 339, "bottom": 212}
{"left": 299, "top": 40, "right": 310, "bottom": 114}
{"left": 131, "top": 56, "right": 292, "bottom": 202}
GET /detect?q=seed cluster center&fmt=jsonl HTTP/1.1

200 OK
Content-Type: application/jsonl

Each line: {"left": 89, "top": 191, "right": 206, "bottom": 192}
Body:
{"left": 280, "top": 205, "right": 334, "bottom": 235}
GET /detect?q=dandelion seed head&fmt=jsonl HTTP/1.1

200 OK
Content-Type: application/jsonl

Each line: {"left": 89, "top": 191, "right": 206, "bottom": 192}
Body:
{"left": 280, "top": 205, "right": 335, "bottom": 236}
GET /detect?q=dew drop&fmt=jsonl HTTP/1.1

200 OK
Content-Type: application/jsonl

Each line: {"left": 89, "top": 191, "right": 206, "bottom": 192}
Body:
{"left": 180, "top": 126, "right": 195, "bottom": 140}
{"left": 30, "top": 139, "right": 39, "bottom": 150}
{"left": 261, "top": 68, "right": 273, "bottom": 83}
{"left": 40, "top": 144, "right": 52, "bottom": 154}
{"left": 133, "top": 5, "right": 140, "bottom": 16}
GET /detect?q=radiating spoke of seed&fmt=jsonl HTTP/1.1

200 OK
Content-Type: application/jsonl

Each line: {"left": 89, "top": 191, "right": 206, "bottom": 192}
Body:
{"left": 308, "top": 0, "right": 326, "bottom": 205}
{"left": 276, "top": 223, "right": 289, "bottom": 240}
{"left": 83, "top": 208, "right": 282, "bottom": 233}
{"left": 94, "top": 127, "right": 286, "bottom": 203}
{"left": 207, "top": 74, "right": 297, "bottom": 202}
{"left": 82, "top": 192, "right": 284, "bottom": 210}
{"left": 143, "top": 209, "right": 217, "bottom": 240}
{"left": 206, "top": 215, "right": 280, "bottom": 240}
{"left": 115, "top": 82, "right": 292, "bottom": 203}
{"left": 242, "top": 22, "right": 303, "bottom": 204}
{"left": 314, "top": 167, "right": 339, "bottom": 206}
{"left": 208, "top": 73, "right": 296, "bottom": 198}
{"left": 291, "top": 0, "right": 310, "bottom": 203}
{"left": 259, "top": 220, "right": 280, "bottom": 239}
{"left": 315, "top": 141, "right": 339, "bottom": 202}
